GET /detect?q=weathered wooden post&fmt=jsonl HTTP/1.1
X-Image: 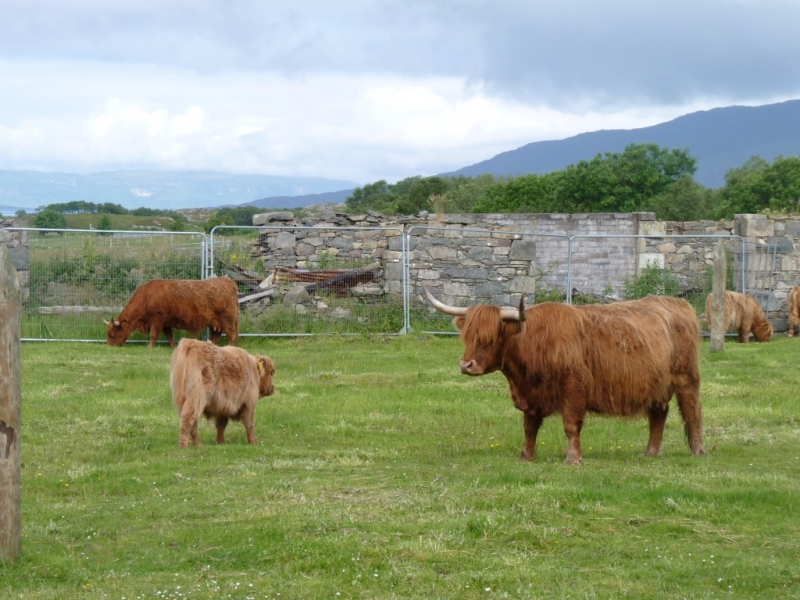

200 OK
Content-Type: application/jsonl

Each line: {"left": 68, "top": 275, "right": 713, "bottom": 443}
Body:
{"left": 0, "top": 244, "right": 22, "bottom": 561}
{"left": 710, "top": 240, "right": 727, "bottom": 353}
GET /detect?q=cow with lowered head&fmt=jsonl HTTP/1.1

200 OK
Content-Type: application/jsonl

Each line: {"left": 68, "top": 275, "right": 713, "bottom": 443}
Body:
{"left": 423, "top": 285, "right": 705, "bottom": 464}
{"left": 170, "top": 338, "right": 275, "bottom": 448}
{"left": 105, "top": 277, "right": 239, "bottom": 348}
{"left": 704, "top": 290, "right": 772, "bottom": 343}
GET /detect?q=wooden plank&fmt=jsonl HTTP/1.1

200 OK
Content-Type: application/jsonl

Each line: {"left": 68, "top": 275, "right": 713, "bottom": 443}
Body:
{"left": 0, "top": 246, "right": 21, "bottom": 562}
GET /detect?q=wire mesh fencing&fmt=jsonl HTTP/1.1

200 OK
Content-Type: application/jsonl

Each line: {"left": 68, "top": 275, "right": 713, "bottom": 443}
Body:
{"left": 210, "top": 225, "right": 406, "bottom": 336}
{"left": 407, "top": 230, "right": 777, "bottom": 335}
{"left": 2, "top": 224, "right": 779, "bottom": 341}
{"left": 12, "top": 229, "right": 207, "bottom": 342}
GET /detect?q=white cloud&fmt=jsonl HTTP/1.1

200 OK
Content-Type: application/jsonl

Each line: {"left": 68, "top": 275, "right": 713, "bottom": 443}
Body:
{"left": 1, "top": 58, "right": 746, "bottom": 183}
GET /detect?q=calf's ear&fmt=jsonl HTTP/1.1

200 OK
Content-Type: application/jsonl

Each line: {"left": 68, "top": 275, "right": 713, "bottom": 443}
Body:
{"left": 257, "top": 358, "right": 273, "bottom": 375}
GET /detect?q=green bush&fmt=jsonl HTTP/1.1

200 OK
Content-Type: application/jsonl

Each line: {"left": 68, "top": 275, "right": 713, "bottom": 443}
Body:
{"left": 623, "top": 260, "right": 679, "bottom": 300}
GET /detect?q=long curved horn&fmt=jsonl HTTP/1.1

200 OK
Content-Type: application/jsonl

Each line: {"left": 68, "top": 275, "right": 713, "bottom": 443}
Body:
{"left": 499, "top": 295, "right": 526, "bottom": 322}
{"left": 102, "top": 318, "right": 110, "bottom": 325}
{"left": 421, "top": 284, "right": 468, "bottom": 316}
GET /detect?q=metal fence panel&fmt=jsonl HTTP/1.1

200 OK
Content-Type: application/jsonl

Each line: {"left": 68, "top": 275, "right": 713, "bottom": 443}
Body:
{"left": 12, "top": 228, "right": 207, "bottom": 342}
{"left": 406, "top": 226, "right": 571, "bottom": 333}
{"left": 568, "top": 235, "right": 778, "bottom": 331}
{"left": 4, "top": 224, "right": 779, "bottom": 341}
{"left": 741, "top": 240, "right": 778, "bottom": 316}
{"left": 568, "top": 234, "right": 740, "bottom": 315}
{"left": 210, "top": 225, "right": 406, "bottom": 336}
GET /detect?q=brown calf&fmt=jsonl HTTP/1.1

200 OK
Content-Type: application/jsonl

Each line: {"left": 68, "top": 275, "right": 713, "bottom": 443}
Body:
{"left": 169, "top": 339, "right": 275, "bottom": 448}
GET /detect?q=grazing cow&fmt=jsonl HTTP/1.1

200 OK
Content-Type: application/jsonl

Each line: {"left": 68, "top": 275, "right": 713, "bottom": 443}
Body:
{"left": 704, "top": 290, "right": 772, "bottom": 343}
{"left": 170, "top": 338, "right": 275, "bottom": 448}
{"left": 787, "top": 286, "right": 800, "bottom": 338}
{"left": 105, "top": 277, "right": 239, "bottom": 348}
{"left": 423, "top": 285, "right": 705, "bottom": 464}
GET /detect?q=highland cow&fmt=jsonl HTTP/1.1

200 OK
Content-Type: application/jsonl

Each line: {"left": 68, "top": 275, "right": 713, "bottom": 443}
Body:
{"left": 105, "top": 277, "right": 239, "bottom": 348}
{"left": 705, "top": 290, "right": 773, "bottom": 343}
{"left": 423, "top": 285, "right": 705, "bottom": 464}
{"left": 169, "top": 339, "right": 275, "bottom": 448}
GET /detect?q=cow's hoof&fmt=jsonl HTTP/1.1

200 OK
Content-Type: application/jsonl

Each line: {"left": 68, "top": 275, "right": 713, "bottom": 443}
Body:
{"left": 564, "top": 456, "right": 582, "bottom": 465}
{"left": 644, "top": 449, "right": 662, "bottom": 457}
{"left": 519, "top": 450, "right": 534, "bottom": 461}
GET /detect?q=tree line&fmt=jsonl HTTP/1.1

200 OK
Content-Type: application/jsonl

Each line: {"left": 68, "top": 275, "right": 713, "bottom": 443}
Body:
{"left": 345, "top": 144, "right": 800, "bottom": 220}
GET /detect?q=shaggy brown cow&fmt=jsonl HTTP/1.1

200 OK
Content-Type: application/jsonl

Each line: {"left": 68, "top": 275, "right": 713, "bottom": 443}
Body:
{"left": 704, "top": 290, "right": 772, "bottom": 343}
{"left": 105, "top": 277, "right": 239, "bottom": 348}
{"left": 787, "top": 286, "right": 800, "bottom": 337}
{"left": 170, "top": 338, "right": 275, "bottom": 448}
{"left": 423, "top": 285, "right": 705, "bottom": 464}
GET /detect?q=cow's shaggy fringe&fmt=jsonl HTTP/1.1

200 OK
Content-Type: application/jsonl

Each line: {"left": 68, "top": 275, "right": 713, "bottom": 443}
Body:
{"left": 705, "top": 290, "right": 773, "bottom": 343}
{"left": 451, "top": 295, "right": 705, "bottom": 464}
{"left": 169, "top": 338, "right": 275, "bottom": 448}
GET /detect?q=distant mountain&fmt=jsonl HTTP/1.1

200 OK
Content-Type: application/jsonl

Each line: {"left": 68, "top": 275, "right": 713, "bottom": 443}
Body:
{"left": 235, "top": 189, "right": 354, "bottom": 210}
{"left": 443, "top": 99, "right": 800, "bottom": 188}
{"left": 0, "top": 170, "right": 359, "bottom": 211}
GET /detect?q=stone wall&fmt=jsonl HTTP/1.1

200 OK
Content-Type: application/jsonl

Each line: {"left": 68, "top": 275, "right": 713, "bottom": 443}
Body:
{"left": 252, "top": 211, "right": 651, "bottom": 308}
{"left": 252, "top": 210, "right": 800, "bottom": 325}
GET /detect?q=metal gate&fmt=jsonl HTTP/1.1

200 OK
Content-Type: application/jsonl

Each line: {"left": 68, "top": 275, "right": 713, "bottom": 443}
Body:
{"left": 210, "top": 225, "right": 406, "bottom": 336}
{"left": 9, "top": 228, "right": 207, "bottom": 342}
{"left": 405, "top": 226, "right": 571, "bottom": 333}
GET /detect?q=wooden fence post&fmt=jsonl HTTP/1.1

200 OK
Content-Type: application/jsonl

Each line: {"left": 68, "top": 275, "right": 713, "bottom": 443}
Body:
{"left": 710, "top": 240, "right": 727, "bottom": 353}
{"left": 0, "top": 245, "right": 22, "bottom": 561}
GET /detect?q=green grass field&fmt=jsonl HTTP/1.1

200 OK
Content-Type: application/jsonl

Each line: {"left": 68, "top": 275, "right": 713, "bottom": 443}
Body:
{"left": 2, "top": 335, "right": 799, "bottom": 599}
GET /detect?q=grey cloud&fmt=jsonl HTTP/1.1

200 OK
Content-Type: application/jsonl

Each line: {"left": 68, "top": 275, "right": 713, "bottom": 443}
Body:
{"left": 2, "top": 0, "right": 799, "bottom": 108}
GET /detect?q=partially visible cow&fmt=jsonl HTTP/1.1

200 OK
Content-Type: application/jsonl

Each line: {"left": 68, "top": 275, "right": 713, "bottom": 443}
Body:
{"left": 787, "top": 286, "right": 800, "bottom": 338}
{"left": 105, "top": 277, "right": 239, "bottom": 348}
{"left": 169, "top": 339, "right": 275, "bottom": 448}
{"left": 704, "top": 290, "right": 773, "bottom": 343}
{"left": 423, "top": 285, "right": 705, "bottom": 464}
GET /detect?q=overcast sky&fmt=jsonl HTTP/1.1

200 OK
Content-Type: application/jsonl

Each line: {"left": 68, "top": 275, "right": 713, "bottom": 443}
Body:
{"left": 1, "top": 0, "right": 799, "bottom": 185}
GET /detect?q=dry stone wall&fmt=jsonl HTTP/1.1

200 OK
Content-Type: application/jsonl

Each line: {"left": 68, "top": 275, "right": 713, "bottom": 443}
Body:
{"left": 251, "top": 210, "right": 800, "bottom": 327}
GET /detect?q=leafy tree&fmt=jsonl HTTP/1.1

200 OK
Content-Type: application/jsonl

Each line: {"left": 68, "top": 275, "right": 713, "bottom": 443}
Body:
{"left": 395, "top": 177, "right": 449, "bottom": 215}
{"left": 15, "top": 209, "right": 26, "bottom": 218}
{"left": 643, "top": 176, "right": 716, "bottom": 221}
{"left": 96, "top": 214, "right": 113, "bottom": 231}
{"left": 714, "top": 155, "right": 800, "bottom": 218}
{"left": 345, "top": 176, "right": 427, "bottom": 214}
{"left": 444, "top": 174, "right": 498, "bottom": 212}
{"left": 204, "top": 213, "right": 235, "bottom": 233}
{"left": 166, "top": 214, "right": 189, "bottom": 232}
{"left": 33, "top": 209, "right": 67, "bottom": 230}
{"left": 345, "top": 180, "right": 395, "bottom": 213}
{"left": 474, "top": 173, "right": 558, "bottom": 213}
{"left": 472, "top": 143, "right": 697, "bottom": 215}
{"left": 97, "top": 202, "right": 128, "bottom": 215}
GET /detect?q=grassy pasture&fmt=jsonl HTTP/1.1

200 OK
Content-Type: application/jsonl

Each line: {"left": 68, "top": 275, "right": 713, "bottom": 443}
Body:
{"left": 2, "top": 335, "right": 799, "bottom": 599}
